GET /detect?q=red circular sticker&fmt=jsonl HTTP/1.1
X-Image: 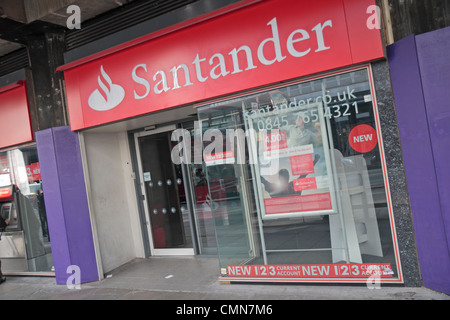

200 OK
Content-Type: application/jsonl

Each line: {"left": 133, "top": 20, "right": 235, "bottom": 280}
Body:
{"left": 348, "top": 124, "right": 378, "bottom": 153}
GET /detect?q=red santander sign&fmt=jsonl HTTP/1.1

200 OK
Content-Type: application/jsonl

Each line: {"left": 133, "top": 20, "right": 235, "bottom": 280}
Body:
{"left": 61, "top": 0, "right": 383, "bottom": 130}
{"left": 0, "top": 82, "right": 33, "bottom": 149}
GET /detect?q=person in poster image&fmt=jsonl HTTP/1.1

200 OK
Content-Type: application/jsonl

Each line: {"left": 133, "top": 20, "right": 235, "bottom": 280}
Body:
{"left": 260, "top": 154, "right": 320, "bottom": 197}
{"left": 288, "top": 115, "right": 317, "bottom": 147}
{"left": 288, "top": 117, "right": 326, "bottom": 176}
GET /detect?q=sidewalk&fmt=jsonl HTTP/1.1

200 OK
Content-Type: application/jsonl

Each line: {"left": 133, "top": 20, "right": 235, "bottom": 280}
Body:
{"left": 0, "top": 257, "right": 448, "bottom": 300}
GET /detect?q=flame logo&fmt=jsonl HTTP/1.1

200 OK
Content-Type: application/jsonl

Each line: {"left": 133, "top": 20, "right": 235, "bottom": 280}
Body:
{"left": 88, "top": 65, "right": 125, "bottom": 111}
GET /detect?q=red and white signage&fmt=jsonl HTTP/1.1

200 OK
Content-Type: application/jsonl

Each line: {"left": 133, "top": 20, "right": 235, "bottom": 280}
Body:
{"left": 0, "top": 186, "right": 13, "bottom": 201}
{"left": 349, "top": 124, "right": 378, "bottom": 153}
{"left": 59, "top": 0, "right": 383, "bottom": 131}
{"left": 263, "top": 192, "right": 332, "bottom": 215}
{"left": 293, "top": 177, "right": 317, "bottom": 192}
{"left": 226, "top": 263, "right": 393, "bottom": 279}
{"left": 204, "top": 151, "right": 235, "bottom": 166}
{"left": 26, "top": 162, "right": 42, "bottom": 182}
{"left": 0, "top": 82, "right": 33, "bottom": 149}
{"left": 263, "top": 131, "right": 288, "bottom": 151}
{"left": 290, "top": 154, "right": 315, "bottom": 176}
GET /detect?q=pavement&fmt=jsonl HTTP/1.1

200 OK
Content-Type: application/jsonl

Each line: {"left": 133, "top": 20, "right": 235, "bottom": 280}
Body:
{"left": 0, "top": 256, "right": 449, "bottom": 300}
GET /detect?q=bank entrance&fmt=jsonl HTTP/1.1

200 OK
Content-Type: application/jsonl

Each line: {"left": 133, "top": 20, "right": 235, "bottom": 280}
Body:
{"left": 135, "top": 126, "right": 195, "bottom": 255}
{"left": 133, "top": 109, "right": 259, "bottom": 261}
{"left": 134, "top": 120, "right": 224, "bottom": 257}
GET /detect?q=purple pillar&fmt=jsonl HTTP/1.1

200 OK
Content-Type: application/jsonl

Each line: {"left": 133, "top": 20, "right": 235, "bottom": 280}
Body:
{"left": 388, "top": 29, "right": 450, "bottom": 294}
{"left": 36, "top": 126, "right": 99, "bottom": 285}
{"left": 415, "top": 28, "right": 450, "bottom": 248}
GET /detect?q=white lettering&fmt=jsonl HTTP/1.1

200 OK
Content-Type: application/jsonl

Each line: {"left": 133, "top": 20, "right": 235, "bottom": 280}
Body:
{"left": 203, "top": 129, "right": 223, "bottom": 157}
{"left": 99, "top": 16, "right": 335, "bottom": 106}
{"left": 257, "top": 17, "right": 286, "bottom": 65}
{"left": 176, "top": 304, "right": 210, "bottom": 318}
{"left": 170, "top": 64, "right": 193, "bottom": 89}
{"left": 347, "top": 86, "right": 356, "bottom": 99}
{"left": 193, "top": 120, "right": 203, "bottom": 164}
{"left": 229, "top": 45, "right": 257, "bottom": 74}
{"left": 287, "top": 29, "right": 311, "bottom": 57}
{"left": 312, "top": 20, "right": 333, "bottom": 52}
{"left": 153, "top": 70, "right": 170, "bottom": 94}
{"left": 209, "top": 53, "right": 230, "bottom": 79}
{"left": 354, "top": 134, "right": 373, "bottom": 143}
{"left": 132, "top": 64, "right": 151, "bottom": 99}
{"left": 225, "top": 128, "right": 249, "bottom": 164}
{"left": 66, "top": 265, "right": 81, "bottom": 290}
{"left": 366, "top": 5, "right": 381, "bottom": 30}
{"left": 171, "top": 129, "right": 191, "bottom": 164}
{"left": 66, "top": 5, "right": 81, "bottom": 30}
{"left": 192, "top": 54, "right": 209, "bottom": 82}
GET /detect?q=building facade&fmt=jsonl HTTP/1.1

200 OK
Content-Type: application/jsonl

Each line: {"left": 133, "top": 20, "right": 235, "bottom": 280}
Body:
{"left": 0, "top": 0, "right": 448, "bottom": 294}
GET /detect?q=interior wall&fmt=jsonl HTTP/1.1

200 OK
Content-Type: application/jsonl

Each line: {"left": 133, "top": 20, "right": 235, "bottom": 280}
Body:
{"left": 82, "top": 131, "right": 144, "bottom": 274}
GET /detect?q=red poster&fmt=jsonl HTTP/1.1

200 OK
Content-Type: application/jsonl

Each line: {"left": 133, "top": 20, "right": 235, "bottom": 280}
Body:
{"left": 29, "top": 162, "right": 42, "bottom": 181}
{"left": 0, "top": 187, "right": 13, "bottom": 201}
{"left": 263, "top": 131, "right": 288, "bottom": 151}
{"left": 264, "top": 193, "right": 332, "bottom": 215}
{"left": 226, "top": 263, "right": 393, "bottom": 278}
{"left": 204, "top": 151, "right": 235, "bottom": 166}
{"left": 290, "top": 153, "right": 315, "bottom": 175}
{"left": 27, "top": 162, "right": 41, "bottom": 181}
{"left": 255, "top": 102, "right": 335, "bottom": 218}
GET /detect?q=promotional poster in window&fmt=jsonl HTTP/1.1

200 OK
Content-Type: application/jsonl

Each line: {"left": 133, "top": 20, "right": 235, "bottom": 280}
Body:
{"left": 247, "top": 100, "right": 337, "bottom": 219}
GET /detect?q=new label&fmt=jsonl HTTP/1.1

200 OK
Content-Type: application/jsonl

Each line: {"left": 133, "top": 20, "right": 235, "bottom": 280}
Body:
{"left": 349, "top": 124, "right": 377, "bottom": 153}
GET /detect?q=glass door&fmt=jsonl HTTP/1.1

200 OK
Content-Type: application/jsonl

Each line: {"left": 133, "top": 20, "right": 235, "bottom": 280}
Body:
{"left": 181, "top": 122, "right": 218, "bottom": 255}
{"left": 196, "top": 104, "right": 259, "bottom": 268}
{"left": 135, "top": 126, "right": 194, "bottom": 255}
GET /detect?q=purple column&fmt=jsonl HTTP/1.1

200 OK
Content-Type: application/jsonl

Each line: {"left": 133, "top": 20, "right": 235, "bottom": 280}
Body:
{"left": 36, "top": 126, "right": 99, "bottom": 285}
{"left": 415, "top": 28, "right": 450, "bottom": 251}
{"left": 388, "top": 30, "right": 450, "bottom": 294}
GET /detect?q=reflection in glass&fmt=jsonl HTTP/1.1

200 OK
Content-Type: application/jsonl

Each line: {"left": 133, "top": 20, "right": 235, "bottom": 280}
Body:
{"left": 197, "top": 68, "right": 399, "bottom": 281}
{"left": 0, "top": 145, "right": 53, "bottom": 273}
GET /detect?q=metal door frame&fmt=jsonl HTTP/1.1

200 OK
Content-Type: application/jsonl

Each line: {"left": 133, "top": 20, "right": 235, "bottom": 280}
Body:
{"left": 134, "top": 125, "right": 195, "bottom": 256}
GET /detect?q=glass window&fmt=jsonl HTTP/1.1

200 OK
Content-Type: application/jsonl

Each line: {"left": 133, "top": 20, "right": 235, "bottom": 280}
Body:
{"left": 197, "top": 67, "right": 401, "bottom": 282}
{"left": 0, "top": 145, "right": 53, "bottom": 273}
{"left": 196, "top": 109, "right": 256, "bottom": 265}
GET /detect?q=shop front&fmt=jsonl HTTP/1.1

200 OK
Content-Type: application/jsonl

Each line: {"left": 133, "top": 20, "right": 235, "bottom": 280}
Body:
{"left": 196, "top": 65, "right": 401, "bottom": 283}
{"left": 0, "top": 81, "right": 54, "bottom": 275}
{"left": 54, "top": 0, "right": 411, "bottom": 284}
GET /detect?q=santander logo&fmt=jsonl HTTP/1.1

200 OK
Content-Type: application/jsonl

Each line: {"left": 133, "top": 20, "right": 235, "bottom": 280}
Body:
{"left": 86, "top": 16, "right": 334, "bottom": 113}
{"left": 88, "top": 65, "right": 125, "bottom": 111}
